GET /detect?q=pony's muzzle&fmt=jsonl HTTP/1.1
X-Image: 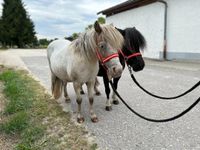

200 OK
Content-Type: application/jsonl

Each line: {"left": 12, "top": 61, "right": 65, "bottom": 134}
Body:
{"left": 131, "top": 57, "right": 145, "bottom": 72}
{"left": 109, "top": 65, "right": 123, "bottom": 78}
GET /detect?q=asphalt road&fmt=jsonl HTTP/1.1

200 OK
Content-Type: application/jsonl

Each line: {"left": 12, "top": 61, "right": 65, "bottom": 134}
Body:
{"left": 18, "top": 50, "right": 200, "bottom": 149}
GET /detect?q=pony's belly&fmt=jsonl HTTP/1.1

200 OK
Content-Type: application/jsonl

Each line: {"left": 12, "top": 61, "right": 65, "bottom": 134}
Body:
{"left": 51, "top": 60, "right": 98, "bottom": 83}
{"left": 52, "top": 66, "right": 72, "bottom": 81}
{"left": 70, "top": 62, "right": 99, "bottom": 83}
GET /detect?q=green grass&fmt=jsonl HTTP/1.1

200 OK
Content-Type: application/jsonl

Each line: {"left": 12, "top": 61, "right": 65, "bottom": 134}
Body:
{"left": 16, "top": 126, "right": 45, "bottom": 150}
{"left": 0, "top": 70, "right": 34, "bottom": 114}
{"left": 0, "top": 111, "right": 29, "bottom": 134}
{"left": 0, "top": 68, "right": 97, "bottom": 150}
{"left": 0, "top": 70, "right": 44, "bottom": 149}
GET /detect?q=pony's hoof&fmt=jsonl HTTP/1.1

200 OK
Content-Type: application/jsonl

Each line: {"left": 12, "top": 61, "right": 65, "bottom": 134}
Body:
{"left": 80, "top": 90, "right": 85, "bottom": 95}
{"left": 113, "top": 100, "right": 119, "bottom": 105}
{"left": 91, "top": 117, "right": 98, "bottom": 123}
{"left": 95, "top": 91, "right": 101, "bottom": 96}
{"left": 105, "top": 106, "right": 112, "bottom": 111}
{"left": 77, "top": 117, "right": 84, "bottom": 123}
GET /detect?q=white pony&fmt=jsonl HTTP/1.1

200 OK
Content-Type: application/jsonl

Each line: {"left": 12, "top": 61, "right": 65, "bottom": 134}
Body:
{"left": 47, "top": 21, "right": 124, "bottom": 123}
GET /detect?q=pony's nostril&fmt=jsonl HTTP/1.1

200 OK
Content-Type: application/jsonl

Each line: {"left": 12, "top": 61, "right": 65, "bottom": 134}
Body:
{"left": 113, "top": 67, "right": 116, "bottom": 73}
{"left": 111, "top": 66, "right": 122, "bottom": 77}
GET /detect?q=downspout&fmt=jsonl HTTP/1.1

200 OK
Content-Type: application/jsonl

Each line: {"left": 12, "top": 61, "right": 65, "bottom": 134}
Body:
{"left": 157, "top": 0, "right": 168, "bottom": 60}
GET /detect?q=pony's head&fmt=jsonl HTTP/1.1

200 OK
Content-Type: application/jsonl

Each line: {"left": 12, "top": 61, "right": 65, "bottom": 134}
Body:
{"left": 94, "top": 21, "right": 124, "bottom": 78}
{"left": 117, "top": 27, "right": 146, "bottom": 72}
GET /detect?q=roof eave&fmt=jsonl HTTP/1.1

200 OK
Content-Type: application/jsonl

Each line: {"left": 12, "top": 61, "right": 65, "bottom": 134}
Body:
{"left": 98, "top": 0, "right": 157, "bottom": 16}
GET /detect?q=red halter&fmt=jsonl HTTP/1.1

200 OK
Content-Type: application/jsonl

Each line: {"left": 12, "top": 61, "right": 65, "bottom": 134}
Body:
{"left": 119, "top": 49, "right": 141, "bottom": 61}
{"left": 96, "top": 49, "right": 119, "bottom": 70}
{"left": 96, "top": 50, "right": 119, "bottom": 64}
{"left": 95, "top": 36, "right": 119, "bottom": 70}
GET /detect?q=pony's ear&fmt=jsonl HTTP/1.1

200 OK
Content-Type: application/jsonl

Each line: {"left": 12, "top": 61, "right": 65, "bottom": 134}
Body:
{"left": 94, "top": 21, "right": 102, "bottom": 34}
{"left": 116, "top": 28, "right": 125, "bottom": 36}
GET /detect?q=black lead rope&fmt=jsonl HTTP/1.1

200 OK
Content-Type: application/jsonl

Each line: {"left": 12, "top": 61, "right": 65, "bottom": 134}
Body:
{"left": 128, "top": 66, "right": 200, "bottom": 100}
{"left": 109, "top": 80, "right": 200, "bottom": 122}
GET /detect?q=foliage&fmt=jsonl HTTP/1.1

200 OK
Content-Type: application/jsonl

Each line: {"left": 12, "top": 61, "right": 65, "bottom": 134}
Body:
{"left": 0, "top": 0, "right": 36, "bottom": 48}
{"left": 68, "top": 16, "right": 106, "bottom": 41}
{"left": 37, "top": 38, "right": 59, "bottom": 48}
{"left": 38, "top": 38, "right": 51, "bottom": 47}
{"left": 85, "top": 17, "right": 105, "bottom": 31}
{"left": 85, "top": 24, "right": 93, "bottom": 31}
{"left": 72, "top": 32, "right": 79, "bottom": 40}
{"left": 98, "top": 16, "right": 105, "bottom": 24}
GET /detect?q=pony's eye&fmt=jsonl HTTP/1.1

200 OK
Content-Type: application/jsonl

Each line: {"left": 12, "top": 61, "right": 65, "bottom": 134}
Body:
{"left": 99, "top": 44, "right": 104, "bottom": 49}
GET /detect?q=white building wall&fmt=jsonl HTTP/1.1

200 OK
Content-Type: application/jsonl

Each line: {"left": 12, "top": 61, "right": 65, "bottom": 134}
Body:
{"left": 106, "top": 2, "right": 165, "bottom": 59}
{"left": 166, "top": 0, "right": 200, "bottom": 59}
{"left": 106, "top": 0, "right": 200, "bottom": 60}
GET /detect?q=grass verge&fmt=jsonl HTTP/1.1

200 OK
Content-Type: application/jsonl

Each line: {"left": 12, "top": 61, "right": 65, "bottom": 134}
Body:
{"left": 0, "top": 48, "right": 7, "bottom": 50}
{"left": 0, "top": 67, "right": 97, "bottom": 150}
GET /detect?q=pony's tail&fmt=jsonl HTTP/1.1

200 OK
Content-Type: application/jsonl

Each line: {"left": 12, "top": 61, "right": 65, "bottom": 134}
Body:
{"left": 51, "top": 74, "right": 63, "bottom": 99}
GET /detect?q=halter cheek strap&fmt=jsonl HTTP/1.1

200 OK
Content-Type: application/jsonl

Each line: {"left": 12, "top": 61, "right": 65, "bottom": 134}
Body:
{"left": 119, "top": 49, "right": 141, "bottom": 61}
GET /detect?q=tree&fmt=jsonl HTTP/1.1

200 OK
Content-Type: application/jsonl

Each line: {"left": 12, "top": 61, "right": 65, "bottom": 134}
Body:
{"left": 98, "top": 16, "right": 105, "bottom": 24}
{"left": 38, "top": 39, "right": 50, "bottom": 46}
{"left": 67, "top": 17, "right": 106, "bottom": 41}
{"left": 0, "top": 0, "right": 36, "bottom": 48}
{"left": 0, "top": 19, "right": 3, "bottom": 46}
{"left": 64, "top": 36, "right": 73, "bottom": 41}
{"left": 85, "top": 24, "right": 93, "bottom": 31}
{"left": 72, "top": 33, "right": 79, "bottom": 40}
{"left": 85, "top": 17, "right": 105, "bottom": 31}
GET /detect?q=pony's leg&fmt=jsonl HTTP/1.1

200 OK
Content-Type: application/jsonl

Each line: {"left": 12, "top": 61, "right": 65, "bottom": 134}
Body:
{"left": 86, "top": 81, "right": 98, "bottom": 123}
{"left": 63, "top": 82, "right": 70, "bottom": 102}
{"left": 112, "top": 77, "right": 121, "bottom": 105}
{"left": 73, "top": 82, "right": 84, "bottom": 123}
{"left": 103, "top": 75, "right": 112, "bottom": 111}
{"left": 94, "top": 77, "right": 101, "bottom": 96}
{"left": 80, "top": 84, "right": 85, "bottom": 95}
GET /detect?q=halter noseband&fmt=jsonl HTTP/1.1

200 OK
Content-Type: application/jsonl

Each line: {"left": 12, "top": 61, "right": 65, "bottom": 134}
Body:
{"left": 119, "top": 49, "right": 141, "bottom": 62}
{"left": 96, "top": 50, "right": 119, "bottom": 64}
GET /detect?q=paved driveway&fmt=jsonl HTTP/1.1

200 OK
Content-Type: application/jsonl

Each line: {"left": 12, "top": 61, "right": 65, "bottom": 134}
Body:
{"left": 1, "top": 49, "right": 200, "bottom": 150}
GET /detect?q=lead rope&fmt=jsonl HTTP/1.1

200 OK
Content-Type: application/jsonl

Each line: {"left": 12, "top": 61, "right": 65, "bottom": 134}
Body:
{"left": 109, "top": 80, "right": 200, "bottom": 122}
{"left": 128, "top": 65, "right": 200, "bottom": 100}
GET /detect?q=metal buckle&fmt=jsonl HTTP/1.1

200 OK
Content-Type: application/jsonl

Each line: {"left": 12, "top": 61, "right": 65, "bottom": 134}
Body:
{"left": 124, "top": 56, "right": 128, "bottom": 62}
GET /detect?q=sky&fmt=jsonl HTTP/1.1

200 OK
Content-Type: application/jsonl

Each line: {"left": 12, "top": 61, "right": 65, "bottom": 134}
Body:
{"left": 0, "top": 0, "right": 125, "bottom": 39}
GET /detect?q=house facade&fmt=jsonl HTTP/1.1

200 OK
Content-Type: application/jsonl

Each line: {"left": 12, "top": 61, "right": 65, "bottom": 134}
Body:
{"left": 98, "top": 0, "right": 200, "bottom": 60}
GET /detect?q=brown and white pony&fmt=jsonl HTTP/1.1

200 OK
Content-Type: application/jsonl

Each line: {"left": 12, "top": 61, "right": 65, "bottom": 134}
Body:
{"left": 47, "top": 21, "right": 124, "bottom": 123}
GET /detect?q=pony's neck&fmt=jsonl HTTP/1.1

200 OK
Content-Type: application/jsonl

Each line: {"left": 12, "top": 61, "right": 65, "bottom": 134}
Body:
{"left": 71, "top": 30, "right": 98, "bottom": 62}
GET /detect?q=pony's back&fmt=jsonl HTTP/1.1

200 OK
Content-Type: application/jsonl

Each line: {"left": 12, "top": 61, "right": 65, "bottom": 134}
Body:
{"left": 47, "top": 39, "right": 71, "bottom": 62}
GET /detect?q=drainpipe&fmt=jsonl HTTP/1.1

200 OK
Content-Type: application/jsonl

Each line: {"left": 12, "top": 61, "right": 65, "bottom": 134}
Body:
{"left": 157, "top": 0, "right": 168, "bottom": 60}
